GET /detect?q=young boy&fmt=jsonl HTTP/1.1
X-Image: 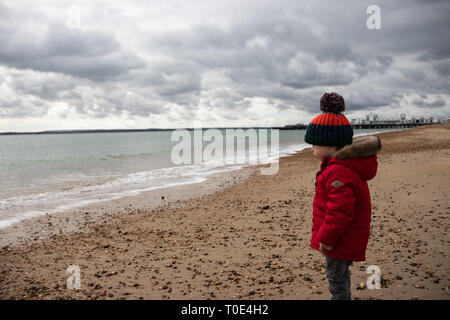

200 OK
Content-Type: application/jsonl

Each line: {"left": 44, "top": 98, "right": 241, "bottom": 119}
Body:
{"left": 304, "top": 92, "right": 381, "bottom": 300}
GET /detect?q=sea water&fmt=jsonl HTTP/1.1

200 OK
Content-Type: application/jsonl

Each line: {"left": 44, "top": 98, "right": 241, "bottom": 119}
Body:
{"left": 0, "top": 128, "right": 395, "bottom": 227}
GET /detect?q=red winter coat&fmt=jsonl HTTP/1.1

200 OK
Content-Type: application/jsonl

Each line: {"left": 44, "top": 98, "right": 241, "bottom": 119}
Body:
{"left": 310, "top": 135, "right": 381, "bottom": 262}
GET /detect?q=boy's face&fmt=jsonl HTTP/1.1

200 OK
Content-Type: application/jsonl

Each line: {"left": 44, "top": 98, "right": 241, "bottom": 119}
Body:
{"left": 312, "top": 145, "right": 338, "bottom": 160}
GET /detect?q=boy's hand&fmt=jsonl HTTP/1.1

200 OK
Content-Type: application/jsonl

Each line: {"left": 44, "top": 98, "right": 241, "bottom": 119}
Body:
{"left": 319, "top": 242, "right": 333, "bottom": 253}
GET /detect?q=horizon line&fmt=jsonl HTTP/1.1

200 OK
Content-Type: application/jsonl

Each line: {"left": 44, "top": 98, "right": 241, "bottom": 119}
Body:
{"left": 0, "top": 125, "right": 304, "bottom": 135}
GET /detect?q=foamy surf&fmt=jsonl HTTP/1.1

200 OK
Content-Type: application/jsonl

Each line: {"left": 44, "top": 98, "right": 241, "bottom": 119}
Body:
{"left": 0, "top": 141, "right": 310, "bottom": 228}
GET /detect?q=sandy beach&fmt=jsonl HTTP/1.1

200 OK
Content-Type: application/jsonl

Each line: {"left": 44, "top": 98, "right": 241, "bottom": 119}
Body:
{"left": 0, "top": 124, "right": 449, "bottom": 300}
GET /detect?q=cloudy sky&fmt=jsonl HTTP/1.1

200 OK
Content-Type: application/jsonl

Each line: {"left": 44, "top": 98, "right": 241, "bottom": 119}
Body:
{"left": 0, "top": 0, "right": 449, "bottom": 132}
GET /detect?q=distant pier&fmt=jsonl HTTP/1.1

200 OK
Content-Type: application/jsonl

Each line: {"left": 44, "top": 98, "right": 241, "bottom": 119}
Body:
{"left": 277, "top": 120, "right": 442, "bottom": 130}
{"left": 350, "top": 122, "right": 427, "bottom": 129}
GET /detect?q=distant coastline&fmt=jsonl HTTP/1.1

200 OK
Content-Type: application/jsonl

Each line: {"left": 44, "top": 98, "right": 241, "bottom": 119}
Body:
{"left": 0, "top": 127, "right": 277, "bottom": 135}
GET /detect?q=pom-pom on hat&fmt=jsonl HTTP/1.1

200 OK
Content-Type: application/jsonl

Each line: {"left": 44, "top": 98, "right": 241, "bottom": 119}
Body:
{"left": 304, "top": 92, "right": 353, "bottom": 147}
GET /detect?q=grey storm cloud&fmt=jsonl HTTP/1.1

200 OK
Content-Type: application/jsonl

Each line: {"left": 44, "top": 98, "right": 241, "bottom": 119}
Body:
{"left": 433, "top": 60, "right": 450, "bottom": 78}
{"left": 142, "top": 0, "right": 448, "bottom": 114}
{"left": 148, "top": 16, "right": 394, "bottom": 88}
{"left": 0, "top": 22, "right": 145, "bottom": 81}
{"left": 8, "top": 70, "right": 79, "bottom": 101}
{"left": 412, "top": 97, "right": 446, "bottom": 108}
{"left": 0, "top": 0, "right": 449, "bottom": 124}
{"left": 345, "top": 91, "right": 403, "bottom": 111}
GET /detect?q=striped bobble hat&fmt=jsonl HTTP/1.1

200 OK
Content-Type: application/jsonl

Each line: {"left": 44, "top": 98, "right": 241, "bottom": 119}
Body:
{"left": 304, "top": 92, "right": 353, "bottom": 147}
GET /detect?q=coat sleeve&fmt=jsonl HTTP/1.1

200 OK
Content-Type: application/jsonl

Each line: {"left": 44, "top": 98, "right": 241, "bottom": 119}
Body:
{"left": 317, "top": 166, "right": 356, "bottom": 247}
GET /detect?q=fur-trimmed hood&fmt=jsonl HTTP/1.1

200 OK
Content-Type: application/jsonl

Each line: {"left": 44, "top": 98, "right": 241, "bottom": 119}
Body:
{"left": 328, "top": 135, "right": 381, "bottom": 181}
{"left": 333, "top": 135, "right": 382, "bottom": 160}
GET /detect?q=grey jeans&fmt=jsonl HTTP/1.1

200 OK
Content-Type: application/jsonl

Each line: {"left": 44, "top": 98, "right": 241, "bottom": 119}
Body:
{"left": 325, "top": 255, "right": 352, "bottom": 300}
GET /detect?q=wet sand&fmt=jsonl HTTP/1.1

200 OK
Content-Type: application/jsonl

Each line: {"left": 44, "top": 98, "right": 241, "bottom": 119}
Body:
{"left": 0, "top": 124, "right": 449, "bottom": 300}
